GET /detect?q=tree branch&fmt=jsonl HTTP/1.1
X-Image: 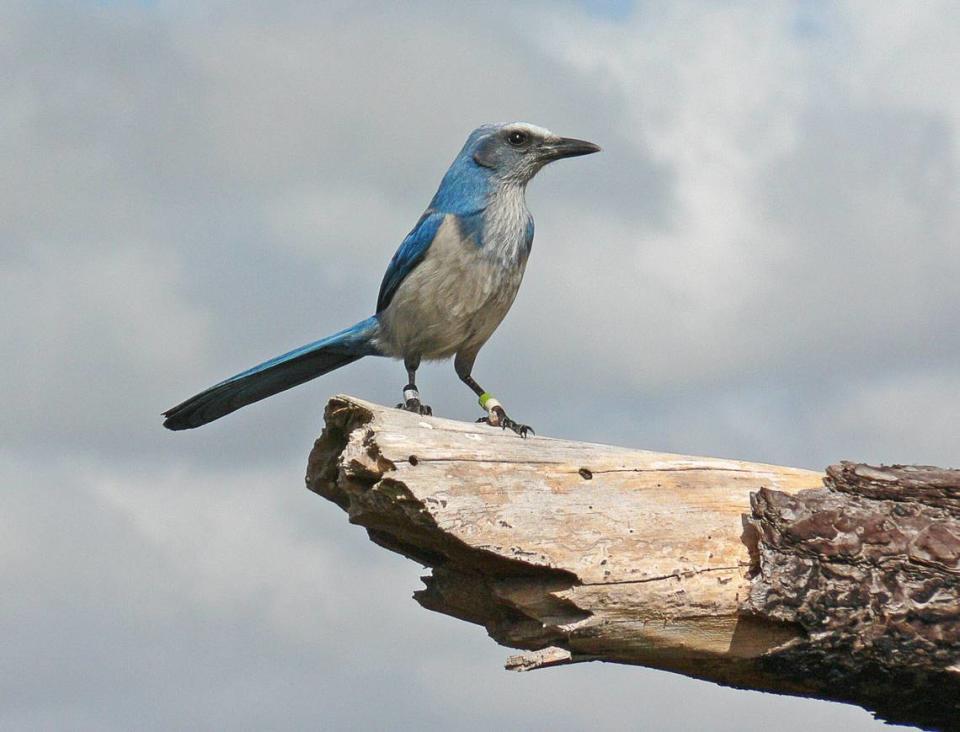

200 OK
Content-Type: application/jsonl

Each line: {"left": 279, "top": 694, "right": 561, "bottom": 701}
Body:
{"left": 306, "top": 396, "right": 960, "bottom": 730}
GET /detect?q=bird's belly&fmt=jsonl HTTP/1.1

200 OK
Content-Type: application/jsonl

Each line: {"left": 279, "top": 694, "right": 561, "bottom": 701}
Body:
{"left": 377, "top": 233, "right": 525, "bottom": 360}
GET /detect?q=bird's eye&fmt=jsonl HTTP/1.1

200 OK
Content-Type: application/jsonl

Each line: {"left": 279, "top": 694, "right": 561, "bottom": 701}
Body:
{"left": 507, "top": 130, "right": 528, "bottom": 146}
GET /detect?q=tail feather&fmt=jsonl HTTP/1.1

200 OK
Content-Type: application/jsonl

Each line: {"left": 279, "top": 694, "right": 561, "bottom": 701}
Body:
{"left": 163, "top": 316, "right": 380, "bottom": 430}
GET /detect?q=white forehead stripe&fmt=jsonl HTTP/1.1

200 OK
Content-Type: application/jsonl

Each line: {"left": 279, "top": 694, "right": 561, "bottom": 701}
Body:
{"left": 503, "top": 122, "right": 555, "bottom": 140}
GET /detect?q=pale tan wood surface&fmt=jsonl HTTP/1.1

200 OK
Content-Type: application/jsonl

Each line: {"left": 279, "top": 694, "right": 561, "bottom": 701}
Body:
{"left": 306, "top": 396, "right": 820, "bottom": 680}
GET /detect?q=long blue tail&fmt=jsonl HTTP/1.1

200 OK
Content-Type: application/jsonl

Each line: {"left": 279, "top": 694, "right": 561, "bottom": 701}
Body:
{"left": 163, "top": 316, "right": 381, "bottom": 430}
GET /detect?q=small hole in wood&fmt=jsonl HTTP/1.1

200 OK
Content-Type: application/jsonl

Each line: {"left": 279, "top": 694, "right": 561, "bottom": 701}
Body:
{"left": 579, "top": 467, "right": 593, "bottom": 480}
{"left": 408, "top": 455, "right": 419, "bottom": 466}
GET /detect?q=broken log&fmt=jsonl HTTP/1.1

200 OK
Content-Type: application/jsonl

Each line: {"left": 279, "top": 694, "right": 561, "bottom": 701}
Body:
{"left": 306, "top": 396, "right": 960, "bottom": 730}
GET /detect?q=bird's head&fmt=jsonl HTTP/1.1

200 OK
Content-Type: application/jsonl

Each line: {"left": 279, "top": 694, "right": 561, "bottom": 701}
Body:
{"left": 464, "top": 122, "right": 601, "bottom": 185}
{"left": 431, "top": 123, "right": 600, "bottom": 213}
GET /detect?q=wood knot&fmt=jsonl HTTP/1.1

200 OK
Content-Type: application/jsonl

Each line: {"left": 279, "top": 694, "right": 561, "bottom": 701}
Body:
{"left": 579, "top": 467, "right": 593, "bottom": 480}
{"left": 408, "top": 455, "right": 419, "bottom": 466}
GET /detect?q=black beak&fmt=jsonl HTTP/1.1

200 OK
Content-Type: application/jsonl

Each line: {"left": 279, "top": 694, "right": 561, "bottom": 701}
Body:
{"left": 540, "top": 137, "right": 602, "bottom": 162}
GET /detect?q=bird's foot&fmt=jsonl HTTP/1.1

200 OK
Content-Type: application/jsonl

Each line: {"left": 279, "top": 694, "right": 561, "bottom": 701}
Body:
{"left": 477, "top": 403, "right": 534, "bottom": 438}
{"left": 397, "top": 399, "right": 432, "bottom": 415}
{"left": 396, "top": 385, "right": 432, "bottom": 415}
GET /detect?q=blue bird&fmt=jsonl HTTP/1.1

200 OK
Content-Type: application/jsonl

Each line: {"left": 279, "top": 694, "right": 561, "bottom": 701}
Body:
{"left": 163, "top": 123, "right": 600, "bottom": 436}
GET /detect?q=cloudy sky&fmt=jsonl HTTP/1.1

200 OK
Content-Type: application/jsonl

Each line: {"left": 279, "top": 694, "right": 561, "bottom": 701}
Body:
{"left": 2, "top": 0, "right": 957, "bottom": 729}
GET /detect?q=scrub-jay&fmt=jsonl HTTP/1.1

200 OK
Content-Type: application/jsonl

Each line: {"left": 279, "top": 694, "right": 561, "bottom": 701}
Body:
{"left": 163, "top": 122, "right": 600, "bottom": 436}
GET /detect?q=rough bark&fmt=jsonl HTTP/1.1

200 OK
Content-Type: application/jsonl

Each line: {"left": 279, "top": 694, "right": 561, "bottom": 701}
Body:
{"left": 306, "top": 396, "right": 960, "bottom": 730}
{"left": 745, "top": 463, "right": 960, "bottom": 729}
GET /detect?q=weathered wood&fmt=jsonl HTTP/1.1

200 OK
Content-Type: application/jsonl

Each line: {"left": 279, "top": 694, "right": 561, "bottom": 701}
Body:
{"left": 306, "top": 396, "right": 960, "bottom": 730}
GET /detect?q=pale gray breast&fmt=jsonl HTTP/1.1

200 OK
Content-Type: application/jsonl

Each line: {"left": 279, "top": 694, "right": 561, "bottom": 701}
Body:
{"left": 376, "top": 206, "right": 529, "bottom": 360}
{"left": 482, "top": 182, "right": 531, "bottom": 269}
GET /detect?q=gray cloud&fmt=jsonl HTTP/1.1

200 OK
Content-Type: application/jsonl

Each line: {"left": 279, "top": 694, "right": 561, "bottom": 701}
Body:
{"left": 2, "top": 0, "right": 955, "bottom": 729}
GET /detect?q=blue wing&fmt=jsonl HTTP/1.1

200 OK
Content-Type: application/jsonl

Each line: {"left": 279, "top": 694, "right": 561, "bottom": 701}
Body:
{"left": 376, "top": 210, "right": 445, "bottom": 313}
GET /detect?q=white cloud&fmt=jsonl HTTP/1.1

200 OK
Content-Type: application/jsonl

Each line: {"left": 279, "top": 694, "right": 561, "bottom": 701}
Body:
{"left": 0, "top": 243, "right": 213, "bottom": 454}
{"left": 529, "top": 0, "right": 960, "bottom": 389}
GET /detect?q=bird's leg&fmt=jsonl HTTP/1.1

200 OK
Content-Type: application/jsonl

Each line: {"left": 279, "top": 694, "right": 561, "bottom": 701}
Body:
{"left": 396, "top": 356, "right": 432, "bottom": 415}
{"left": 454, "top": 352, "right": 533, "bottom": 438}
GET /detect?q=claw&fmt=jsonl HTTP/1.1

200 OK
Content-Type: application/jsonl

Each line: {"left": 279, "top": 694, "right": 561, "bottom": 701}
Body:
{"left": 397, "top": 399, "right": 432, "bottom": 416}
{"left": 503, "top": 416, "right": 534, "bottom": 438}
{"left": 478, "top": 406, "right": 533, "bottom": 438}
